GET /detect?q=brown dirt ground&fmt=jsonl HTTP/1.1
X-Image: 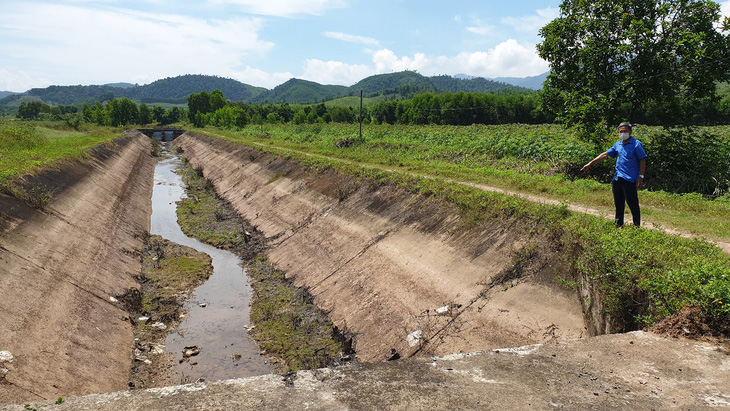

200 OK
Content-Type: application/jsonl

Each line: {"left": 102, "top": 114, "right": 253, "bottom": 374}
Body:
{"left": 647, "top": 305, "right": 730, "bottom": 353}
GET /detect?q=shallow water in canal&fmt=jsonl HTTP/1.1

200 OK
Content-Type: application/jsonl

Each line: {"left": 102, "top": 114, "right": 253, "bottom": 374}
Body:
{"left": 150, "top": 147, "right": 273, "bottom": 382}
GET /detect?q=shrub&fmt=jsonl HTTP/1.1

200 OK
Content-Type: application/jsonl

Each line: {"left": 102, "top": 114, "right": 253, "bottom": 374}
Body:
{"left": 644, "top": 127, "right": 730, "bottom": 196}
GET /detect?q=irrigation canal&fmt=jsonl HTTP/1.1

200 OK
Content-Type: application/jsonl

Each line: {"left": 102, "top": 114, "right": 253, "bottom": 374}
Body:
{"left": 150, "top": 145, "right": 273, "bottom": 381}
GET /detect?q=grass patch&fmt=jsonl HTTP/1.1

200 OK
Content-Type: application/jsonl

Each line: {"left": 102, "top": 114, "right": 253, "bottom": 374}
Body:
{"left": 247, "top": 256, "right": 346, "bottom": 371}
{"left": 175, "top": 165, "right": 248, "bottom": 251}
{"left": 136, "top": 235, "right": 213, "bottom": 326}
{"left": 0, "top": 120, "right": 123, "bottom": 185}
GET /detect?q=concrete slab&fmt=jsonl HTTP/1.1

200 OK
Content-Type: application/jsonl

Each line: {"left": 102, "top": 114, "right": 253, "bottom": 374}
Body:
{"left": 4, "top": 331, "right": 728, "bottom": 410}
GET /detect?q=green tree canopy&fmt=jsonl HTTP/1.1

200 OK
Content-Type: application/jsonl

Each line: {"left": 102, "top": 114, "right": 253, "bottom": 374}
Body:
{"left": 537, "top": 0, "right": 730, "bottom": 140}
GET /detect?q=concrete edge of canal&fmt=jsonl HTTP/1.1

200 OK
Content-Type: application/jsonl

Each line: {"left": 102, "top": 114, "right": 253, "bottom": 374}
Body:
{"left": 3, "top": 331, "right": 729, "bottom": 410}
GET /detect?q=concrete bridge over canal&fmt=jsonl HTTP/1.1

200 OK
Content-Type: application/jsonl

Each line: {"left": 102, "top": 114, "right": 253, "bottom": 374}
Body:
{"left": 138, "top": 127, "right": 186, "bottom": 142}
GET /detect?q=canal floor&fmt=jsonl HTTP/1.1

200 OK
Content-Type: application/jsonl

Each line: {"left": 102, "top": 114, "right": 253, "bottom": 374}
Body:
{"left": 150, "top": 149, "right": 273, "bottom": 382}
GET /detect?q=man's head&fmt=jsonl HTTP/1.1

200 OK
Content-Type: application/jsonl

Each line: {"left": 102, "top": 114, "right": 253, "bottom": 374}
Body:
{"left": 618, "top": 122, "right": 632, "bottom": 140}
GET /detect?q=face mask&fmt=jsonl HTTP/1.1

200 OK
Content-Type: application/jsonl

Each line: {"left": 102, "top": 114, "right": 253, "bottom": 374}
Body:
{"left": 619, "top": 132, "right": 630, "bottom": 141}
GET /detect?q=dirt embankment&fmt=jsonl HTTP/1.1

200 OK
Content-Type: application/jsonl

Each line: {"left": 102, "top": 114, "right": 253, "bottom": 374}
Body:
{"left": 174, "top": 133, "right": 587, "bottom": 362}
{"left": 0, "top": 132, "right": 154, "bottom": 403}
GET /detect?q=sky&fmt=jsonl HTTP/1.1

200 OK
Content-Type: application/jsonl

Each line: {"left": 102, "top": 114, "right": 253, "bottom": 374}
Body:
{"left": 1, "top": 0, "right": 729, "bottom": 93}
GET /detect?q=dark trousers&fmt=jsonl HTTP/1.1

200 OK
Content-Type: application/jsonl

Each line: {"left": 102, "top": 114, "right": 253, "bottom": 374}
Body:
{"left": 612, "top": 177, "right": 640, "bottom": 227}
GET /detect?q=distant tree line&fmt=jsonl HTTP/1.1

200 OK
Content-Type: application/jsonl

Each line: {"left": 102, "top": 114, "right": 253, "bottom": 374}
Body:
{"left": 16, "top": 87, "right": 730, "bottom": 130}
{"left": 18, "top": 101, "right": 78, "bottom": 119}
{"left": 186, "top": 89, "right": 554, "bottom": 128}
{"left": 16, "top": 98, "right": 184, "bottom": 129}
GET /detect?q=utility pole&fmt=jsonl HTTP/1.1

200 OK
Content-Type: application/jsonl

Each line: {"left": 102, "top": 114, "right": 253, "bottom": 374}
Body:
{"left": 359, "top": 90, "right": 363, "bottom": 141}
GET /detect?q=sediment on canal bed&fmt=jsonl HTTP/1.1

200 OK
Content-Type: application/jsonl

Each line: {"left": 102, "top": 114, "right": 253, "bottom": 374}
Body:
{"left": 174, "top": 132, "right": 588, "bottom": 363}
{"left": 0, "top": 132, "right": 155, "bottom": 404}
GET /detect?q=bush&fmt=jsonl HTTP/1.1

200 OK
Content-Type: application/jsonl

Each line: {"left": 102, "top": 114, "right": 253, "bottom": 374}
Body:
{"left": 644, "top": 127, "right": 730, "bottom": 196}
{"left": 0, "top": 123, "right": 47, "bottom": 150}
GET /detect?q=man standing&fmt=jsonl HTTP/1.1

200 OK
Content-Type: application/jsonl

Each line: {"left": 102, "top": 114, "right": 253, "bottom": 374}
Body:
{"left": 581, "top": 122, "right": 647, "bottom": 227}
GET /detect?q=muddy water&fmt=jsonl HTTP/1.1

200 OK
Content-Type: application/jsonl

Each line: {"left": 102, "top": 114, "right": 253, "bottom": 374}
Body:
{"left": 150, "top": 149, "right": 273, "bottom": 382}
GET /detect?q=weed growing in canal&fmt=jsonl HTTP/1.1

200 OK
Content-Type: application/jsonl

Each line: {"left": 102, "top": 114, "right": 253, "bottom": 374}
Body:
{"left": 247, "top": 256, "right": 349, "bottom": 371}
{"left": 175, "top": 165, "right": 253, "bottom": 253}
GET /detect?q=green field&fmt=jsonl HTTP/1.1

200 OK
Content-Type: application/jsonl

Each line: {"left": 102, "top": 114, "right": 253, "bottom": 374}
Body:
{"left": 0, "top": 120, "right": 124, "bottom": 184}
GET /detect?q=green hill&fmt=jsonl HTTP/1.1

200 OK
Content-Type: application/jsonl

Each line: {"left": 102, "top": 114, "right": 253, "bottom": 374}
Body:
{"left": 0, "top": 74, "right": 267, "bottom": 106}
{"left": 252, "top": 78, "right": 348, "bottom": 103}
{"left": 350, "top": 71, "right": 436, "bottom": 95}
{"left": 0, "top": 71, "right": 532, "bottom": 108}
{"left": 132, "top": 74, "right": 266, "bottom": 102}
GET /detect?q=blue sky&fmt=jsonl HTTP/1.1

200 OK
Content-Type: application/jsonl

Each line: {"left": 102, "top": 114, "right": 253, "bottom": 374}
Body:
{"left": 1, "top": 0, "right": 729, "bottom": 92}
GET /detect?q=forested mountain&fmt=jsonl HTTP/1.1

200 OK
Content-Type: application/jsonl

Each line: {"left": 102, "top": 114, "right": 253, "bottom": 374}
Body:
{"left": 132, "top": 74, "right": 267, "bottom": 102}
{"left": 0, "top": 74, "right": 267, "bottom": 107}
{"left": 0, "top": 91, "right": 17, "bottom": 99}
{"left": 5, "top": 85, "right": 120, "bottom": 106}
{"left": 429, "top": 75, "right": 523, "bottom": 93}
{"left": 1, "top": 71, "right": 530, "bottom": 107}
{"left": 260, "top": 72, "right": 529, "bottom": 103}
{"left": 251, "top": 78, "right": 348, "bottom": 103}
{"left": 350, "top": 71, "right": 436, "bottom": 95}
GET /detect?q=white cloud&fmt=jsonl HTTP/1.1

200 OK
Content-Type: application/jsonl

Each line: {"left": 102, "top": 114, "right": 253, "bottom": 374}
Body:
{"left": 297, "top": 40, "right": 548, "bottom": 87}
{"left": 501, "top": 7, "right": 559, "bottom": 33}
{"left": 324, "top": 31, "right": 380, "bottom": 47}
{"left": 0, "top": 3, "right": 274, "bottom": 90}
{"left": 372, "top": 49, "right": 430, "bottom": 73}
{"left": 232, "top": 67, "right": 294, "bottom": 88}
{"left": 722, "top": 1, "right": 730, "bottom": 20}
{"left": 300, "top": 59, "right": 373, "bottom": 85}
{"left": 448, "top": 40, "right": 549, "bottom": 77}
{"left": 207, "top": 0, "right": 348, "bottom": 17}
{"left": 0, "top": 69, "right": 51, "bottom": 92}
{"left": 370, "top": 41, "right": 547, "bottom": 79}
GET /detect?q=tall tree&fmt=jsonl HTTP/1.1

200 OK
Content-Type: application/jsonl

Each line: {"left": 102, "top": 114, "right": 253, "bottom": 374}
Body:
{"left": 537, "top": 0, "right": 730, "bottom": 141}
{"left": 187, "top": 91, "right": 211, "bottom": 120}
{"left": 209, "top": 89, "right": 226, "bottom": 112}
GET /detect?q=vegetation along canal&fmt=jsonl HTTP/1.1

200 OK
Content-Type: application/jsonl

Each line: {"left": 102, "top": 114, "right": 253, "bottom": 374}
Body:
{"left": 150, "top": 145, "right": 273, "bottom": 381}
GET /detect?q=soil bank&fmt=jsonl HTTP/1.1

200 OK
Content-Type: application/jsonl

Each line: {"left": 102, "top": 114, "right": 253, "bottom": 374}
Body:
{"left": 0, "top": 132, "right": 154, "bottom": 403}
{"left": 174, "top": 132, "right": 587, "bottom": 363}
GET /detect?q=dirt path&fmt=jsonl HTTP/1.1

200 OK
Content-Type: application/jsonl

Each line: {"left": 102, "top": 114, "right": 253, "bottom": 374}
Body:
{"left": 237, "top": 138, "right": 730, "bottom": 254}
{"left": 0, "top": 134, "right": 154, "bottom": 403}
